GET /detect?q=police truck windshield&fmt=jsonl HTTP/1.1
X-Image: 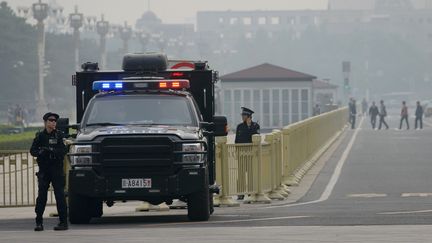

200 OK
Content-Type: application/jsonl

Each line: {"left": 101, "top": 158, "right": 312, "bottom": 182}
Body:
{"left": 82, "top": 94, "right": 197, "bottom": 127}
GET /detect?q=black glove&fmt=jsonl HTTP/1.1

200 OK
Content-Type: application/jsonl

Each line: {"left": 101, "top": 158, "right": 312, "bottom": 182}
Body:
{"left": 38, "top": 147, "right": 55, "bottom": 160}
{"left": 38, "top": 147, "right": 49, "bottom": 157}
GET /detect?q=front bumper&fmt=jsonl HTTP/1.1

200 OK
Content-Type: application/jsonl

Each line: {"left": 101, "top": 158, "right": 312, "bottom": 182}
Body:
{"left": 68, "top": 167, "right": 207, "bottom": 199}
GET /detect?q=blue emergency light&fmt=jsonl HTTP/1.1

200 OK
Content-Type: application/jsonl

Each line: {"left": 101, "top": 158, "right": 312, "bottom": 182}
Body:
{"left": 93, "top": 81, "right": 124, "bottom": 91}
{"left": 92, "top": 80, "right": 190, "bottom": 91}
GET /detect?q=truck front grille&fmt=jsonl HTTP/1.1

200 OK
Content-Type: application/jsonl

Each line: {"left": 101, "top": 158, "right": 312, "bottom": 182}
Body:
{"left": 100, "top": 136, "right": 174, "bottom": 175}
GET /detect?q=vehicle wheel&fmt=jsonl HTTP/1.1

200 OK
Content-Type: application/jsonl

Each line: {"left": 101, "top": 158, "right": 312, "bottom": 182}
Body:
{"left": 90, "top": 199, "right": 103, "bottom": 218}
{"left": 68, "top": 192, "right": 92, "bottom": 224}
{"left": 187, "top": 185, "right": 210, "bottom": 221}
{"left": 209, "top": 193, "right": 214, "bottom": 215}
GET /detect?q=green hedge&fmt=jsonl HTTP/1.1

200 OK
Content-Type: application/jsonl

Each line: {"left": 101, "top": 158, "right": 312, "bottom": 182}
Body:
{"left": 0, "top": 130, "right": 40, "bottom": 150}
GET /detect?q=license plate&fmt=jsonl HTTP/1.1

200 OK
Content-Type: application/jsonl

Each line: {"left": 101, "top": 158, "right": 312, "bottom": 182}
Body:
{"left": 121, "top": 178, "right": 151, "bottom": 189}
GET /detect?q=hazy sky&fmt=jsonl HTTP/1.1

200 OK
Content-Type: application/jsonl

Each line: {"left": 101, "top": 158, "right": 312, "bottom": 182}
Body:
{"left": 9, "top": 0, "right": 328, "bottom": 25}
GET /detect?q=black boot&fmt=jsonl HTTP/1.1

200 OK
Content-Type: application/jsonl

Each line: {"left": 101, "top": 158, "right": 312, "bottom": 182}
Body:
{"left": 53, "top": 222, "right": 68, "bottom": 231}
{"left": 34, "top": 217, "right": 44, "bottom": 231}
{"left": 34, "top": 223, "right": 44, "bottom": 231}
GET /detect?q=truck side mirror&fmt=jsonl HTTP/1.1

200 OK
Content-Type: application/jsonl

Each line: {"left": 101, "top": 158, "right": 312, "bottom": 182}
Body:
{"left": 57, "top": 118, "right": 70, "bottom": 136}
{"left": 70, "top": 124, "right": 80, "bottom": 130}
{"left": 213, "top": 116, "right": 228, "bottom": 136}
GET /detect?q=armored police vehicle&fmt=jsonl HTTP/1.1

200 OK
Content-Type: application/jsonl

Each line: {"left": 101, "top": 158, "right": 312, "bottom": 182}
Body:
{"left": 67, "top": 53, "right": 227, "bottom": 224}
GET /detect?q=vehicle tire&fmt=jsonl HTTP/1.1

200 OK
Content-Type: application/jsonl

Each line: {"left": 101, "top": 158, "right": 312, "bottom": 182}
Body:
{"left": 209, "top": 193, "right": 214, "bottom": 215}
{"left": 90, "top": 199, "right": 103, "bottom": 218}
{"left": 68, "top": 192, "right": 92, "bottom": 224}
{"left": 187, "top": 184, "right": 210, "bottom": 221}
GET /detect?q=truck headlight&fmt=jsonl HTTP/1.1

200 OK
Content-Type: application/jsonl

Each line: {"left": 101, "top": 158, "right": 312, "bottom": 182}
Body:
{"left": 69, "top": 145, "right": 94, "bottom": 166}
{"left": 70, "top": 156, "right": 93, "bottom": 166}
{"left": 70, "top": 145, "right": 93, "bottom": 154}
{"left": 182, "top": 143, "right": 204, "bottom": 163}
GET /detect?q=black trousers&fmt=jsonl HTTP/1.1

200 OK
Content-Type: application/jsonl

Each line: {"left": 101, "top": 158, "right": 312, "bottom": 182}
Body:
{"left": 399, "top": 115, "right": 409, "bottom": 129}
{"left": 378, "top": 115, "right": 389, "bottom": 129}
{"left": 350, "top": 114, "right": 356, "bottom": 129}
{"left": 415, "top": 117, "right": 423, "bottom": 129}
{"left": 35, "top": 165, "right": 67, "bottom": 224}
{"left": 371, "top": 115, "right": 377, "bottom": 129}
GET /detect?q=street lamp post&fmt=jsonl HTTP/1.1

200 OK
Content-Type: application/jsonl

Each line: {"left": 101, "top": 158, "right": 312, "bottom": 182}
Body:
{"left": 32, "top": 0, "right": 49, "bottom": 116}
{"left": 69, "top": 6, "right": 83, "bottom": 71}
{"left": 119, "top": 21, "right": 132, "bottom": 55}
{"left": 342, "top": 61, "right": 351, "bottom": 103}
{"left": 96, "top": 15, "right": 109, "bottom": 69}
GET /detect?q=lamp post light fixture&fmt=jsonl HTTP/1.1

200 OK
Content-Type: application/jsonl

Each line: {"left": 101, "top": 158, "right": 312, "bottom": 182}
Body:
{"left": 69, "top": 6, "right": 84, "bottom": 71}
{"left": 119, "top": 21, "right": 132, "bottom": 54}
{"left": 96, "top": 14, "right": 109, "bottom": 69}
{"left": 32, "top": 0, "right": 49, "bottom": 117}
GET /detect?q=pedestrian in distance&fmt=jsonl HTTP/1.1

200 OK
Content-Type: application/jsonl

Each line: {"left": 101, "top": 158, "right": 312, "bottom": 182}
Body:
{"left": 313, "top": 104, "right": 321, "bottom": 116}
{"left": 30, "top": 112, "right": 68, "bottom": 231}
{"left": 369, "top": 101, "right": 379, "bottom": 129}
{"left": 378, "top": 100, "right": 389, "bottom": 130}
{"left": 349, "top": 98, "right": 357, "bottom": 129}
{"left": 361, "top": 98, "right": 368, "bottom": 116}
{"left": 415, "top": 101, "right": 424, "bottom": 130}
{"left": 399, "top": 101, "right": 409, "bottom": 130}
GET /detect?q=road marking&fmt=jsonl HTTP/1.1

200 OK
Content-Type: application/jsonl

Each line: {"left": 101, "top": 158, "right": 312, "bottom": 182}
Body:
{"left": 217, "top": 214, "right": 250, "bottom": 217}
{"left": 378, "top": 209, "right": 432, "bottom": 215}
{"left": 319, "top": 116, "right": 364, "bottom": 201}
{"left": 204, "top": 215, "right": 311, "bottom": 224}
{"left": 133, "top": 215, "right": 312, "bottom": 228}
{"left": 260, "top": 116, "right": 365, "bottom": 209}
{"left": 401, "top": 193, "right": 432, "bottom": 197}
{"left": 347, "top": 193, "right": 387, "bottom": 198}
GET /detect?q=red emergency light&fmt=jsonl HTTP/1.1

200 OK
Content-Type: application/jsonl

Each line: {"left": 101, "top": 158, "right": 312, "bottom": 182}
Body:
{"left": 170, "top": 72, "right": 185, "bottom": 78}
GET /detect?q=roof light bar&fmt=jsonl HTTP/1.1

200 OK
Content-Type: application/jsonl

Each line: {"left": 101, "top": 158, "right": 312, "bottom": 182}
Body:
{"left": 92, "top": 80, "right": 190, "bottom": 91}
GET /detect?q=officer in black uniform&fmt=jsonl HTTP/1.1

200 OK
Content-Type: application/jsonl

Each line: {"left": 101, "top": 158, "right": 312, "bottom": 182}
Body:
{"left": 234, "top": 107, "right": 260, "bottom": 200}
{"left": 235, "top": 107, "right": 260, "bottom": 144}
{"left": 30, "top": 112, "right": 68, "bottom": 231}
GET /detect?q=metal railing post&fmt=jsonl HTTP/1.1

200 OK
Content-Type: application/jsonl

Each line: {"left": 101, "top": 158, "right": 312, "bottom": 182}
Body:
{"left": 216, "top": 136, "right": 239, "bottom": 207}
{"left": 245, "top": 135, "right": 271, "bottom": 204}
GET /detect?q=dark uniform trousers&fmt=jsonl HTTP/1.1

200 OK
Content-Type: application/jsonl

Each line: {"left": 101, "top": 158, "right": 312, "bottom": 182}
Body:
{"left": 30, "top": 129, "right": 67, "bottom": 224}
{"left": 36, "top": 164, "right": 67, "bottom": 224}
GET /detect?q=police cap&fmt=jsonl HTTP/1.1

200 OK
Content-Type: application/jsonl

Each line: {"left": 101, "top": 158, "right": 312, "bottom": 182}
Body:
{"left": 241, "top": 107, "right": 254, "bottom": 116}
{"left": 43, "top": 112, "right": 59, "bottom": 121}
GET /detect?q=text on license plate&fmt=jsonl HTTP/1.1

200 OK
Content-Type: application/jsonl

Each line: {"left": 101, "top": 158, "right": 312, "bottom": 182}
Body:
{"left": 121, "top": 178, "right": 152, "bottom": 188}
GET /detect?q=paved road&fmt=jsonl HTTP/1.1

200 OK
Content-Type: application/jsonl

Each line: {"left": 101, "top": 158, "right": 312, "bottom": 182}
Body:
{"left": 1, "top": 115, "right": 432, "bottom": 242}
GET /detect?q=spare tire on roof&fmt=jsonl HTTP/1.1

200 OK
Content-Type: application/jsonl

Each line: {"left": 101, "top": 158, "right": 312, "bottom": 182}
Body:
{"left": 122, "top": 53, "right": 168, "bottom": 72}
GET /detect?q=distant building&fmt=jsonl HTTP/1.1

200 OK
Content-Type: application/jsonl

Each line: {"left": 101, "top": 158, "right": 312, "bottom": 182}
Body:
{"left": 220, "top": 63, "right": 316, "bottom": 130}
{"left": 313, "top": 79, "right": 339, "bottom": 107}
{"left": 196, "top": 1, "right": 432, "bottom": 55}
{"left": 135, "top": 11, "right": 195, "bottom": 45}
{"left": 328, "top": 0, "right": 432, "bottom": 10}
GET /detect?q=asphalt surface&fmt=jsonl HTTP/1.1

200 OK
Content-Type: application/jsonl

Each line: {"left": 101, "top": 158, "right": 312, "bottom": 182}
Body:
{"left": 1, "top": 113, "right": 432, "bottom": 242}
